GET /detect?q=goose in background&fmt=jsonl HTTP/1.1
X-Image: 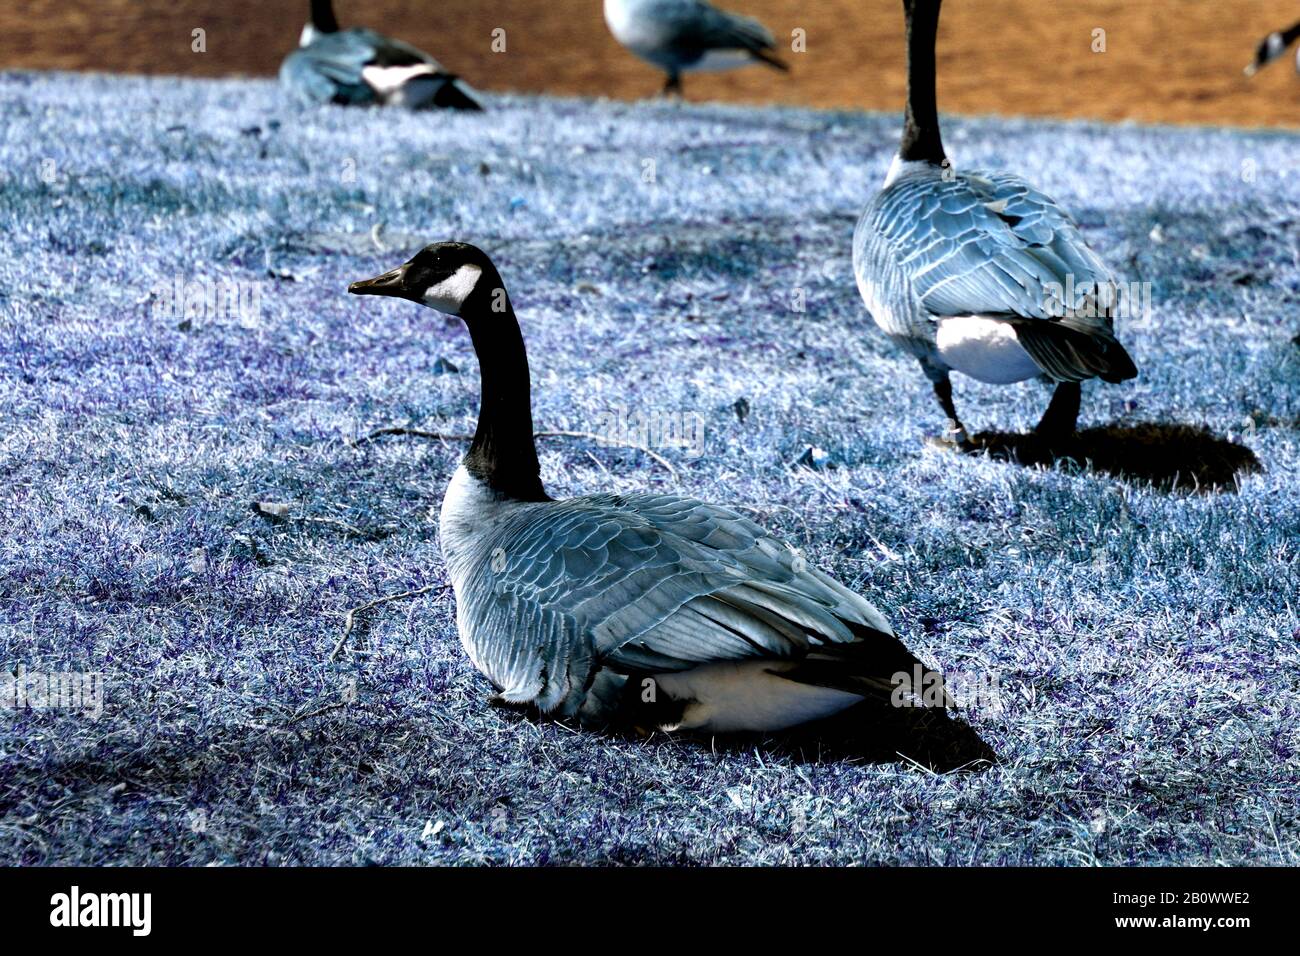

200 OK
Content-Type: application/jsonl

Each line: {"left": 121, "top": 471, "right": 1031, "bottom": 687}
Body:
{"left": 1245, "top": 20, "right": 1300, "bottom": 76}
{"left": 349, "top": 242, "right": 949, "bottom": 734}
{"left": 280, "top": 0, "right": 482, "bottom": 110}
{"left": 853, "top": 0, "right": 1137, "bottom": 449}
{"left": 604, "top": 0, "right": 788, "bottom": 96}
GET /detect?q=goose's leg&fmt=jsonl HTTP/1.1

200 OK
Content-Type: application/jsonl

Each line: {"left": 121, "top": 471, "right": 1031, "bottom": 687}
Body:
{"left": 1034, "top": 381, "right": 1081, "bottom": 439}
{"left": 931, "top": 375, "right": 973, "bottom": 450}
{"left": 662, "top": 71, "right": 682, "bottom": 97}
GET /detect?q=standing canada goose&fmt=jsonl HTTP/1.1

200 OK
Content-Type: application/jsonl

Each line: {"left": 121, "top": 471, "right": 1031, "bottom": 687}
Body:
{"left": 604, "top": 0, "right": 788, "bottom": 97}
{"left": 852, "top": 0, "right": 1137, "bottom": 449}
{"left": 1245, "top": 20, "right": 1300, "bottom": 76}
{"left": 349, "top": 242, "right": 948, "bottom": 733}
{"left": 280, "top": 0, "right": 482, "bottom": 110}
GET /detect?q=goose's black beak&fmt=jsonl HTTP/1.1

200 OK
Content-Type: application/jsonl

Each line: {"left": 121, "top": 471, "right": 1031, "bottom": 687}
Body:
{"left": 349, "top": 266, "right": 408, "bottom": 298}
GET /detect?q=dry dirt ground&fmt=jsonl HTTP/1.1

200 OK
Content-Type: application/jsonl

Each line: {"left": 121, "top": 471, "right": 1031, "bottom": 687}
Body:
{"left": 3, "top": 0, "right": 1300, "bottom": 127}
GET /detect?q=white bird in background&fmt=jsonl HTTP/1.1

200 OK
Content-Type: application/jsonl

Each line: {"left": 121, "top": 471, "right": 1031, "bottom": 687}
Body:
{"left": 349, "top": 242, "right": 949, "bottom": 734}
{"left": 852, "top": 0, "right": 1137, "bottom": 449}
{"left": 604, "top": 0, "right": 788, "bottom": 96}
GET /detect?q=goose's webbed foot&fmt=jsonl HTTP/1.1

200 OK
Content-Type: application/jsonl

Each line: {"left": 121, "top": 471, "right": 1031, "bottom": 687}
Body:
{"left": 926, "top": 430, "right": 976, "bottom": 454}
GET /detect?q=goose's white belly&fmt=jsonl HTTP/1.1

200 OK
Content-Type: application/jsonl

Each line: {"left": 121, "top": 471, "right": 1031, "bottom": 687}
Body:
{"left": 935, "top": 316, "right": 1041, "bottom": 385}
{"left": 654, "top": 661, "right": 863, "bottom": 733}
{"left": 362, "top": 63, "right": 440, "bottom": 104}
{"left": 689, "top": 49, "right": 754, "bottom": 71}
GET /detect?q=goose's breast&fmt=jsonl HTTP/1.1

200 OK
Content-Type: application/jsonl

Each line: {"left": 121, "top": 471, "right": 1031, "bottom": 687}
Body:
{"left": 604, "top": 0, "right": 674, "bottom": 57}
{"left": 604, "top": 0, "right": 644, "bottom": 42}
{"left": 438, "top": 465, "right": 513, "bottom": 600}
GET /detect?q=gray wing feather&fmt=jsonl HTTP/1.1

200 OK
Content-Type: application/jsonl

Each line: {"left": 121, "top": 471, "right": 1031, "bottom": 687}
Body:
{"left": 280, "top": 28, "right": 474, "bottom": 108}
{"left": 457, "top": 493, "right": 896, "bottom": 717}
{"left": 858, "top": 169, "right": 1120, "bottom": 334}
{"left": 280, "top": 45, "right": 377, "bottom": 105}
{"left": 854, "top": 168, "right": 1138, "bottom": 380}
{"left": 281, "top": 30, "right": 426, "bottom": 106}
{"left": 644, "top": 0, "right": 777, "bottom": 54}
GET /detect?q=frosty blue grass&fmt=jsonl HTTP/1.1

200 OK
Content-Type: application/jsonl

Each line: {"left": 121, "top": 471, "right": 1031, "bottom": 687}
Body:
{"left": 0, "top": 71, "right": 1297, "bottom": 865}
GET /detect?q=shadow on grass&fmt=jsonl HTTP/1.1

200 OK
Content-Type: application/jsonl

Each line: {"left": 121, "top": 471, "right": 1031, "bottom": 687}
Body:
{"left": 494, "top": 698, "right": 997, "bottom": 773}
{"left": 706, "top": 702, "right": 997, "bottom": 773}
{"left": 593, "top": 701, "right": 995, "bottom": 773}
{"left": 969, "top": 422, "right": 1261, "bottom": 493}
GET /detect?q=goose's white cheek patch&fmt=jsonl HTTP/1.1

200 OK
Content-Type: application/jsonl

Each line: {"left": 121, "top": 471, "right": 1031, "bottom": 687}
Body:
{"left": 421, "top": 264, "right": 482, "bottom": 314}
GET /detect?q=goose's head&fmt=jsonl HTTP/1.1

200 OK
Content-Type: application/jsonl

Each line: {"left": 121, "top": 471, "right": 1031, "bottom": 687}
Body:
{"left": 1245, "top": 30, "right": 1291, "bottom": 76}
{"left": 349, "top": 242, "right": 501, "bottom": 318}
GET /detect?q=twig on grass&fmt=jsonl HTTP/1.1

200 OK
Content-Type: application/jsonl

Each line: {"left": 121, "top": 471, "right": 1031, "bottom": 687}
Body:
{"left": 330, "top": 582, "right": 449, "bottom": 661}
{"left": 535, "top": 429, "right": 680, "bottom": 482}
{"left": 351, "top": 425, "right": 680, "bottom": 481}
{"left": 730, "top": 502, "right": 813, "bottom": 540}
{"left": 895, "top": 751, "right": 940, "bottom": 778}
{"left": 300, "top": 515, "right": 369, "bottom": 537}
{"left": 287, "top": 698, "right": 353, "bottom": 725}
{"left": 349, "top": 428, "right": 472, "bottom": 447}
{"left": 252, "top": 501, "right": 379, "bottom": 540}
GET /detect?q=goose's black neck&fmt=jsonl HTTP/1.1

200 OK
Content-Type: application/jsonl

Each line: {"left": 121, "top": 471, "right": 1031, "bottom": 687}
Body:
{"left": 310, "top": 0, "right": 340, "bottom": 34}
{"left": 1284, "top": 20, "right": 1300, "bottom": 45}
{"left": 461, "top": 280, "right": 548, "bottom": 502}
{"left": 899, "top": 0, "right": 946, "bottom": 165}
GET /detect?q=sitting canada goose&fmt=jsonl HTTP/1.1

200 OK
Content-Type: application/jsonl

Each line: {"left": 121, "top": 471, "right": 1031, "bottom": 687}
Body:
{"left": 349, "top": 242, "right": 947, "bottom": 733}
{"left": 604, "top": 0, "right": 788, "bottom": 96}
{"left": 1245, "top": 20, "right": 1300, "bottom": 76}
{"left": 852, "top": 0, "right": 1137, "bottom": 449}
{"left": 280, "top": 0, "right": 482, "bottom": 110}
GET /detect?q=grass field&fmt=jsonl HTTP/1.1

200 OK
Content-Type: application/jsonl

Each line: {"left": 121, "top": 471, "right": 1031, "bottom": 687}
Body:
{"left": 1, "top": 72, "right": 1298, "bottom": 865}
